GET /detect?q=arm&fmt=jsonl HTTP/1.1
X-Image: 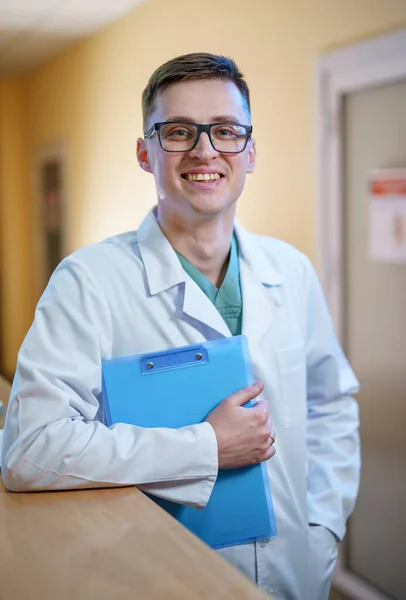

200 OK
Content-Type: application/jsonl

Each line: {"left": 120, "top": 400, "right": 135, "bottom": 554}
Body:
{"left": 1, "top": 256, "right": 218, "bottom": 507}
{"left": 304, "top": 261, "right": 360, "bottom": 541}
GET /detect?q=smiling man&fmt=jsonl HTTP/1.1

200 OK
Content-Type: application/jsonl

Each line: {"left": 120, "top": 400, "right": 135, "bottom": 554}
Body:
{"left": 2, "top": 54, "right": 360, "bottom": 600}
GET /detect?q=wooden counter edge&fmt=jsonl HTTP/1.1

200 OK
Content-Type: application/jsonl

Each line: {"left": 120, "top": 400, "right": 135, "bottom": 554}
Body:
{"left": 0, "top": 476, "right": 273, "bottom": 600}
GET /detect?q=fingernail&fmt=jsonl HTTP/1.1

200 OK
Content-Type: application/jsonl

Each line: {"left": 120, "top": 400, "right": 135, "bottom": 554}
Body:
{"left": 252, "top": 381, "right": 263, "bottom": 389}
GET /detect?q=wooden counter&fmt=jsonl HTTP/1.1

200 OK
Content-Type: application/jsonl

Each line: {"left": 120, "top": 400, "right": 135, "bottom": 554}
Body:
{"left": 0, "top": 376, "right": 270, "bottom": 600}
{"left": 0, "top": 477, "right": 270, "bottom": 600}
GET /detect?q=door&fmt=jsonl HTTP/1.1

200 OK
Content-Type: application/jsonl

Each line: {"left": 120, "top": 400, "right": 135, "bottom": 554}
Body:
{"left": 342, "top": 79, "right": 406, "bottom": 600}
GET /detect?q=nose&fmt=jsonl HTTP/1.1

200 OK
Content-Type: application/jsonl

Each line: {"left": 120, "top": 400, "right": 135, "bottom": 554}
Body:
{"left": 188, "top": 132, "right": 219, "bottom": 161}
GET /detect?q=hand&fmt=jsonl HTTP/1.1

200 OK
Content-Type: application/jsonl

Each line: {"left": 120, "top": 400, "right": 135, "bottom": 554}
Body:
{"left": 205, "top": 382, "right": 276, "bottom": 469}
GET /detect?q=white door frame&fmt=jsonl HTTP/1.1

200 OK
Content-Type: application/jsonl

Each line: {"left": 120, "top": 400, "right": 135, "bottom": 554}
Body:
{"left": 316, "top": 28, "right": 406, "bottom": 600}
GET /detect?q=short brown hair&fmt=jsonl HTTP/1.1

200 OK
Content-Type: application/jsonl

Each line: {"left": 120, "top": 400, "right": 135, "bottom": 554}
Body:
{"left": 142, "top": 52, "right": 251, "bottom": 129}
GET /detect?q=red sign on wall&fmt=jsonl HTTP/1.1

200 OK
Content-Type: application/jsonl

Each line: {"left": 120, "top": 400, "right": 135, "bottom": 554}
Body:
{"left": 369, "top": 169, "right": 406, "bottom": 264}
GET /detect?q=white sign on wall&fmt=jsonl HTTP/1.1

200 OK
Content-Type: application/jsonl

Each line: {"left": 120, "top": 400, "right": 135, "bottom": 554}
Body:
{"left": 369, "top": 169, "right": 406, "bottom": 265}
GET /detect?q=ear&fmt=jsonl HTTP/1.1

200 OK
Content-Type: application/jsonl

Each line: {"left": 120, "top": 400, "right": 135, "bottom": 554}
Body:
{"left": 137, "top": 138, "right": 153, "bottom": 173}
{"left": 246, "top": 139, "right": 256, "bottom": 174}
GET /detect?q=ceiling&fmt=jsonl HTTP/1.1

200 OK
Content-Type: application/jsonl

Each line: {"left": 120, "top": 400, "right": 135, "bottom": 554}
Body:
{"left": 0, "top": 0, "right": 148, "bottom": 77}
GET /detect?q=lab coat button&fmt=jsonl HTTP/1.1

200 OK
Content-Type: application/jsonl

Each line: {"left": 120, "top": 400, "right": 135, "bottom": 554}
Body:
{"left": 258, "top": 539, "right": 270, "bottom": 547}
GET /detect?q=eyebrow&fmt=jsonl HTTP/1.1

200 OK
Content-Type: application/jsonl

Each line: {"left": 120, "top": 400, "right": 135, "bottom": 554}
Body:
{"left": 163, "top": 114, "right": 245, "bottom": 124}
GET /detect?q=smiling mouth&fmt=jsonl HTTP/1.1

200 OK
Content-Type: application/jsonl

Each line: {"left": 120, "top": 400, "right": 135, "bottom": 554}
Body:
{"left": 181, "top": 173, "right": 224, "bottom": 182}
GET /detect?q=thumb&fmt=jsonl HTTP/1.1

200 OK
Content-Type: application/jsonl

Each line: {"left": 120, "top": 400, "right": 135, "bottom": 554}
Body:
{"left": 226, "top": 382, "right": 264, "bottom": 407}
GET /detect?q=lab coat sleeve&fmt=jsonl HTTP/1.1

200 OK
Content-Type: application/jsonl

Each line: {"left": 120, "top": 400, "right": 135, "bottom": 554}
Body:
{"left": 1, "top": 256, "right": 218, "bottom": 507}
{"left": 304, "top": 260, "right": 360, "bottom": 541}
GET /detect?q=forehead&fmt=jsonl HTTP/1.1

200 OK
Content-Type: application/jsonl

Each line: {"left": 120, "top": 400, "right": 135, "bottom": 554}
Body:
{"left": 150, "top": 79, "right": 249, "bottom": 124}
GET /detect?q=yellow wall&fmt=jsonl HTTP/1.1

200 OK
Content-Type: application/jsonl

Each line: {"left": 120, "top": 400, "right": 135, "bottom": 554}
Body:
{"left": 0, "top": 79, "right": 35, "bottom": 379}
{"left": 2, "top": 0, "right": 406, "bottom": 375}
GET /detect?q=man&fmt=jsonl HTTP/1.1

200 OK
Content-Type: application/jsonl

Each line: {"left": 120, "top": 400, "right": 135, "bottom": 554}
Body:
{"left": 1, "top": 53, "right": 360, "bottom": 599}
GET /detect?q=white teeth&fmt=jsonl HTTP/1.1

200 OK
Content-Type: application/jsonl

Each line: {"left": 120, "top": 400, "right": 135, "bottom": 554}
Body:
{"left": 185, "top": 173, "right": 221, "bottom": 181}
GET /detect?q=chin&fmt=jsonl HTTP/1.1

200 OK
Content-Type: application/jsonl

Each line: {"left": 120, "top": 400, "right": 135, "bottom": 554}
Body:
{"left": 185, "top": 192, "right": 236, "bottom": 215}
{"left": 189, "top": 199, "right": 234, "bottom": 217}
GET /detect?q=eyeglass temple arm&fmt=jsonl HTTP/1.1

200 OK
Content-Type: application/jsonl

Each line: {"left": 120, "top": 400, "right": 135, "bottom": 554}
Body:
{"left": 144, "top": 125, "right": 157, "bottom": 139}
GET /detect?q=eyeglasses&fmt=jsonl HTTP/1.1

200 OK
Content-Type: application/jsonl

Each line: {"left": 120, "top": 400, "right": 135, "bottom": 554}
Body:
{"left": 144, "top": 121, "right": 253, "bottom": 154}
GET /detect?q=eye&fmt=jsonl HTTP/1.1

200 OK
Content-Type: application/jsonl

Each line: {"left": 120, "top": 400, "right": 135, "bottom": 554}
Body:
{"left": 171, "top": 128, "right": 190, "bottom": 137}
{"left": 212, "top": 125, "right": 246, "bottom": 139}
{"left": 218, "top": 128, "right": 234, "bottom": 137}
{"left": 161, "top": 125, "right": 194, "bottom": 140}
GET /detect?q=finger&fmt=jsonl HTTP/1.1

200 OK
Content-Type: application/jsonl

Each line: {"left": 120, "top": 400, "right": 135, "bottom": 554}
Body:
{"left": 260, "top": 431, "right": 275, "bottom": 446}
{"left": 262, "top": 432, "right": 275, "bottom": 448}
{"left": 268, "top": 419, "right": 276, "bottom": 438}
{"left": 264, "top": 444, "right": 276, "bottom": 461}
{"left": 250, "top": 400, "right": 270, "bottom": 423}
{"left": 254, "top": 443, "right": 276, "bottom": 464}
{"left": 226, "top": 382, "right": 264, "bottom": 407}
{"left": 267, "top": 428, "right": 276, "bottom": 445}
{"left": 252, "top": 399, "right": 269, "bottom": 414}
{"left": 259, "top": 429, "right": 273, "bottom": 444}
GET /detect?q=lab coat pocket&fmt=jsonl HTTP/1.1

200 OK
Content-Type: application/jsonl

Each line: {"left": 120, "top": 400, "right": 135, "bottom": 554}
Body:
{"left": 277, "top": 347, "right": 306, "bottom": 429}
{"left": 306, "top": 526, "right": 338, "bottom": 600}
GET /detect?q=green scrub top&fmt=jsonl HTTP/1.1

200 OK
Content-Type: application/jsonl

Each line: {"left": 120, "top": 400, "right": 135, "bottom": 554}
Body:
{"left": 175, "top": 234, "right": 242, "bottom": 336}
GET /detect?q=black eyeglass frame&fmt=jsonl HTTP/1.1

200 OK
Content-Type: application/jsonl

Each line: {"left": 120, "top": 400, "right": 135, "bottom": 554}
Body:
{"left": 144, "top": 121, "right": 253, "bottom": 154}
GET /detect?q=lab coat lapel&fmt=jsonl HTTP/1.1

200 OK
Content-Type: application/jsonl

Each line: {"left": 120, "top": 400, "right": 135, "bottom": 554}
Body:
{"left": 235, "top": 222, "right": 284, "bottom": 347}
{"left": 181, "top": 279, "right": 231, "bottom": 338}
{"left": 137, "top": 209, "right": 230, "bottom": 338}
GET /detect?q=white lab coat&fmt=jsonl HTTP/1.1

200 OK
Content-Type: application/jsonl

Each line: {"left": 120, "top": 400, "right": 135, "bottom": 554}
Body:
{"left": 1, "top": 209, "right": 360, "bottom": 599}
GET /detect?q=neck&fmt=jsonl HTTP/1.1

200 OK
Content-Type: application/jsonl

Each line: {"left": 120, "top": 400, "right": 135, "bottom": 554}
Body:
{"left": 156, "top": 205, "right": 236, "bottom": 287}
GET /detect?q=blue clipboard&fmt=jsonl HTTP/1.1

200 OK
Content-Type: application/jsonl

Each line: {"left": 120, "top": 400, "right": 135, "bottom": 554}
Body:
{"left": 102, "top": 335, "right": 277, "bottom": 549}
